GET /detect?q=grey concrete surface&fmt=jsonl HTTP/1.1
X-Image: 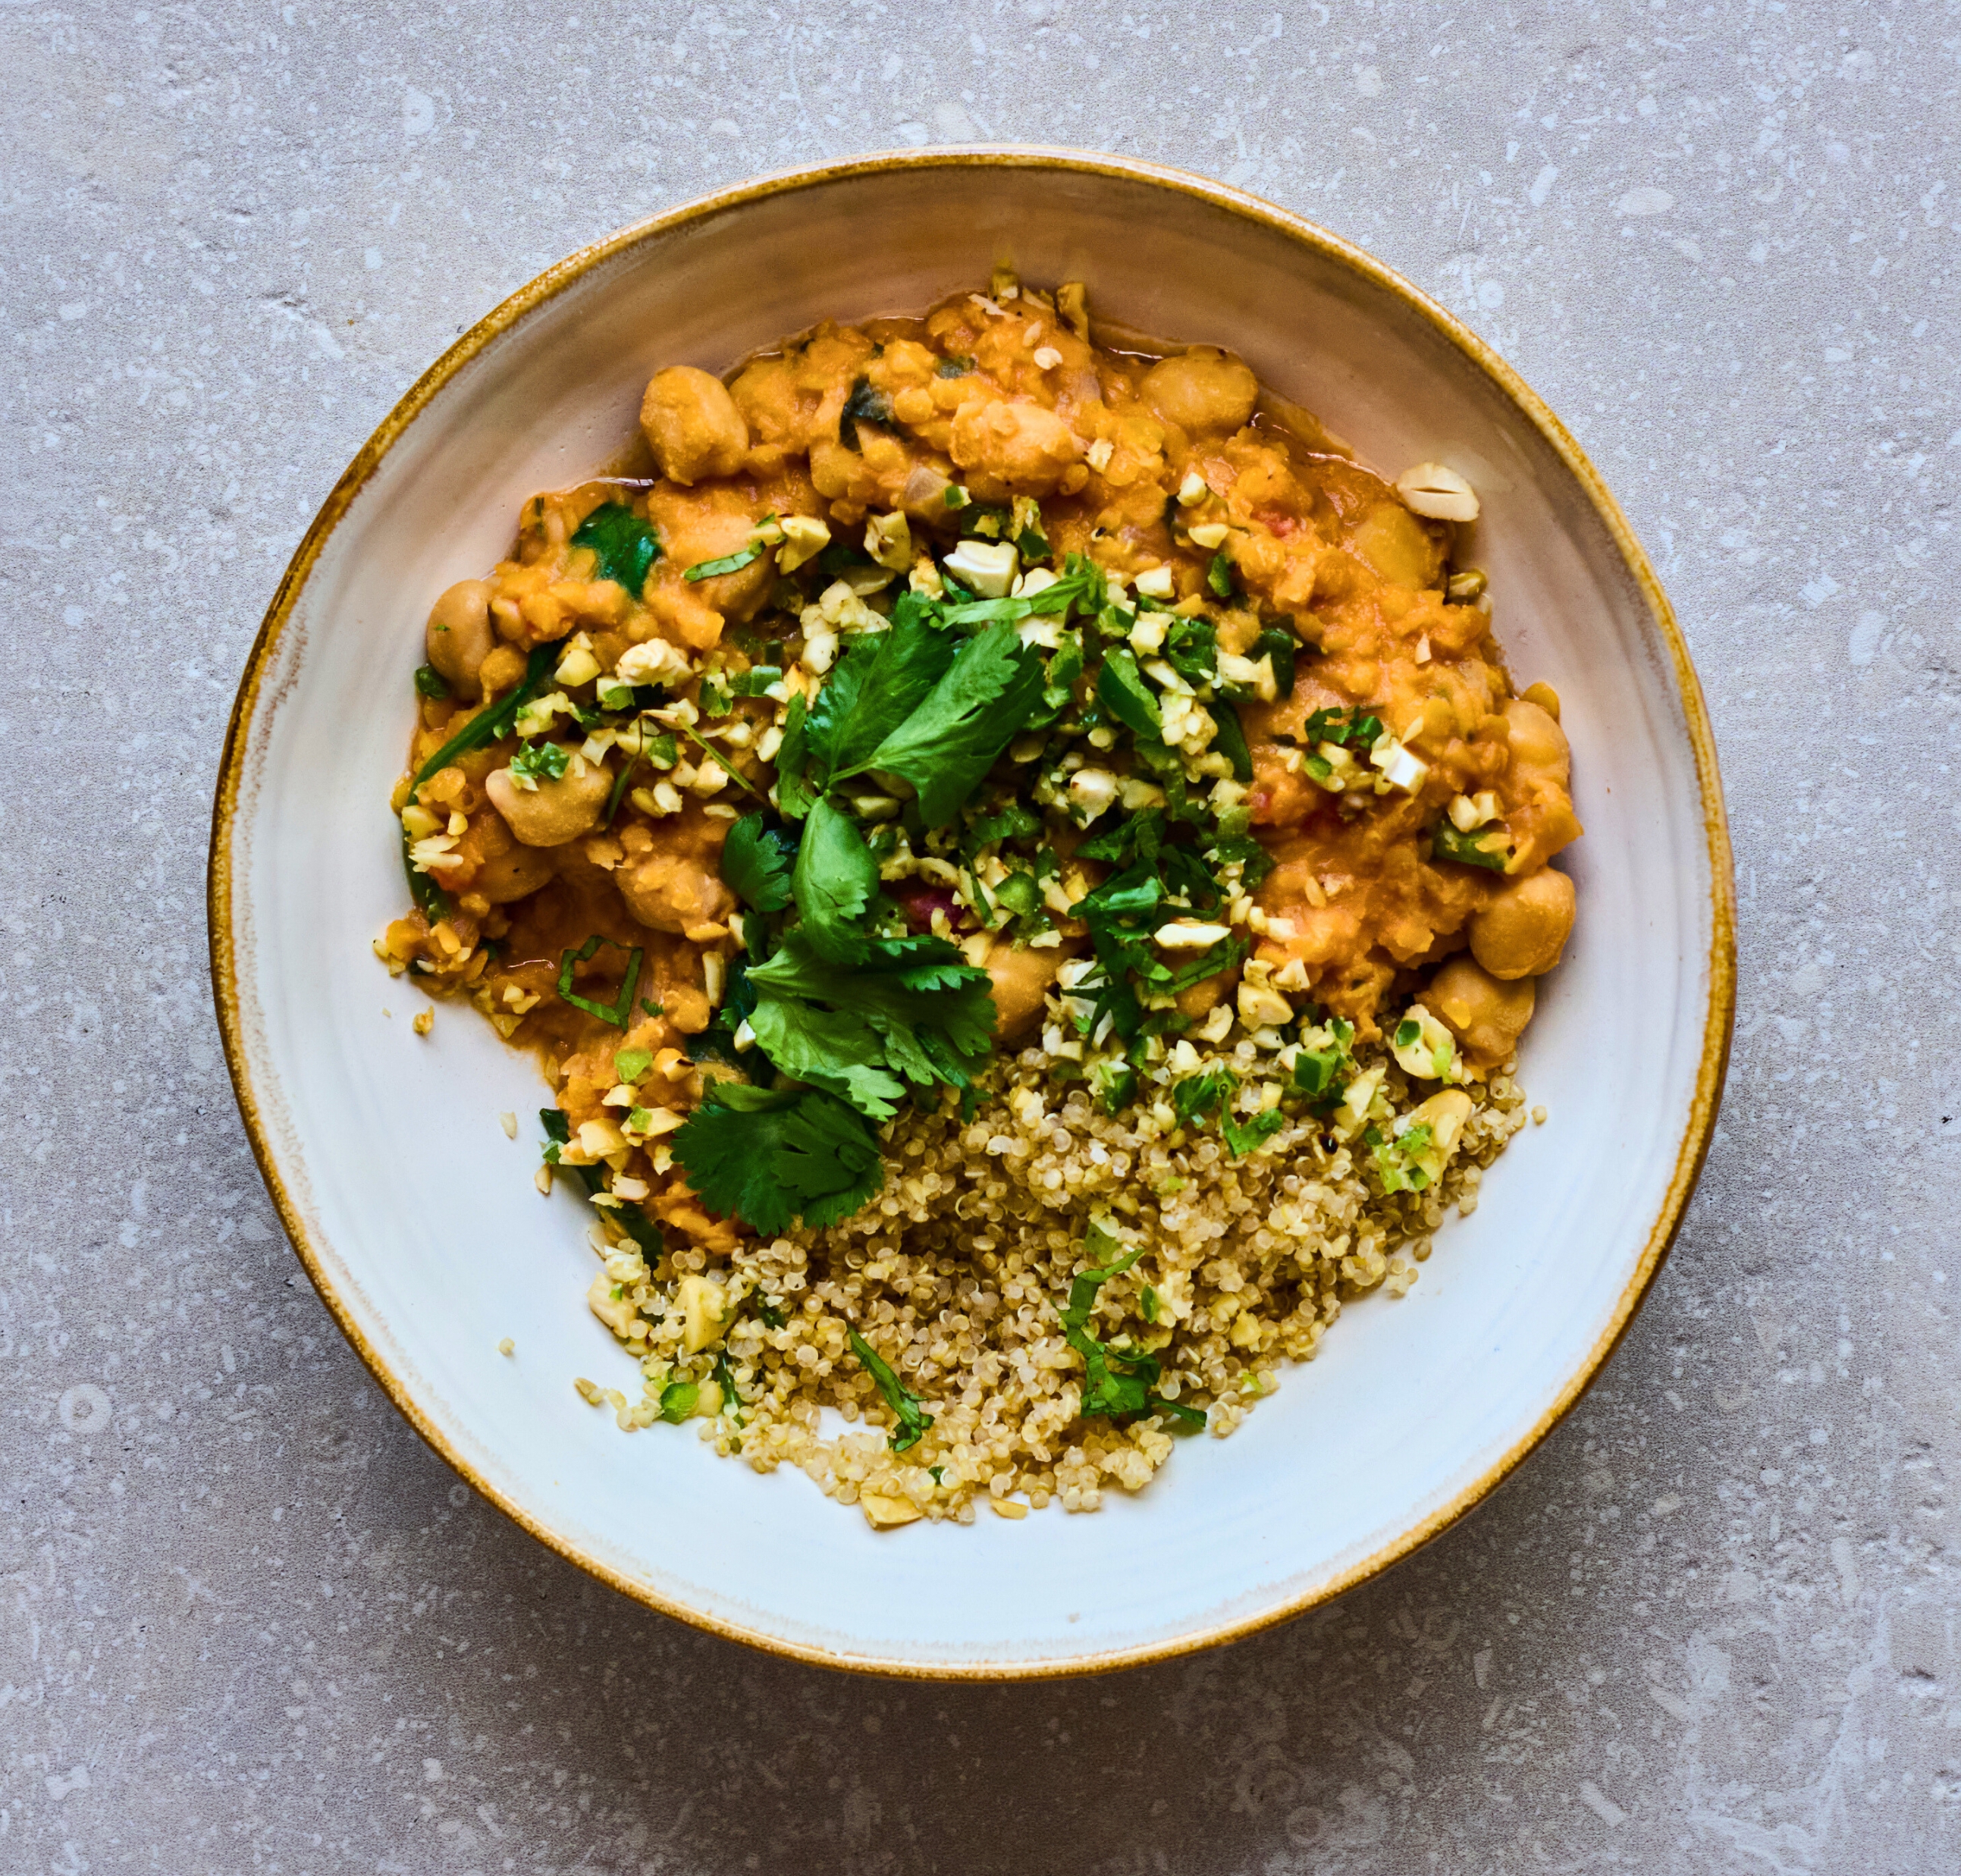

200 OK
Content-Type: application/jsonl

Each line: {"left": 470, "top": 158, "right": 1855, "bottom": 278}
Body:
{"left": 4, "top": 1, "right": 1957, "bottom": 1869}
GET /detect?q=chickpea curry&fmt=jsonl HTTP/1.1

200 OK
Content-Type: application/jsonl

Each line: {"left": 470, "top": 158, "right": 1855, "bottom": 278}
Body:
{"left": 378, "top": 273, "right": 1579, "bottom": 1277}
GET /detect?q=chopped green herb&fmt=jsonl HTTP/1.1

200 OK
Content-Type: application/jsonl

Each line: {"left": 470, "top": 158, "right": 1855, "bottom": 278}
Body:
{"left": 1172, "top": 1068, "right": 1238, "bottom": 1128}
{"left": 839, "top": 376, "right": 896, "bottom": 451}
{"left": 1304, "top": 705, "right": 1383, "bottom": 751}
{"left": 1222, "top": 1109, "right": 1286, "bottom": 1156}
{"left": 1369, "top": 1122, "right": 1436, "bottom": 1195}
{"left": 683, "top": 544, "right": 763, "bottom": 583}
{"left": 846, "top": 1327, "right": 933, "bottom": 1453}
{"left": 1058, "top": 1223, "right": 1204, "bottom": 1429}
{"left": 509, "top": 739, "right": 572, "bottom": 786}
{"left": 1094, "top": 646, "right": 1162, "bottom": 740}
{"left": 614, "top": 1047, "right": 653, "bottom": 1084}
{"left": 1212, "top": 701, "right": 1253, "bottom": 783}
{"left": 720, "top": 811, "right": 797, "bottom": 914}
{"left": 571, "top": 503, "right": 661, "bottom": 597}
{"left": 1432, "top": 819, "right": 1511, "bottom": 871}
{"left": 413, "top": 664, "right": 450, "bottom": 699}
{"left": 658, "top": 1380, "right": 699, "bottom": 1424}
{"left": 556, "top": 935, "right": 645, "bottom": 1028}
{"left": 671, "top": 1081, "right": 885, "bottom": 1235}
{"left": 1206, "top": 552, "right": 1235, "bottom": 599}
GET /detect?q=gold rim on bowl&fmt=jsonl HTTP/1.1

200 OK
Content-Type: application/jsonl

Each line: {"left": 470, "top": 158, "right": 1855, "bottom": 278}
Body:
{"left": 208, "top": 146, "right": 1737, "bottom": 1680}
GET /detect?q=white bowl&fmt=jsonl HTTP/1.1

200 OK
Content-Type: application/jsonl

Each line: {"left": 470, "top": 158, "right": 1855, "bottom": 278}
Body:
{"left": 211, "top": 150, "right": 1734, "bottom": 1680}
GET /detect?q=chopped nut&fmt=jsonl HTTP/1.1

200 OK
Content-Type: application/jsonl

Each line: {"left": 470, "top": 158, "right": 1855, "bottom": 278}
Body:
{"left": 1394, "top": 461, "right": 1480, "bottom": 522}
{"left": 411, "top": 1009, "right": 434, "bottom": 1037}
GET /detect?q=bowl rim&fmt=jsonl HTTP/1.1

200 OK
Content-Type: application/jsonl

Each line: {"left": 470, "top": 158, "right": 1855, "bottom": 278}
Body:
{"left": 207, "top": 145, "right": 1737, "bottom": 1681}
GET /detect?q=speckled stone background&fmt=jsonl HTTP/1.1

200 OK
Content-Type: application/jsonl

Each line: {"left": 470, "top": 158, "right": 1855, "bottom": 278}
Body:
{"left": 5, "top": 0, "right": 1957, "bottom": 1868}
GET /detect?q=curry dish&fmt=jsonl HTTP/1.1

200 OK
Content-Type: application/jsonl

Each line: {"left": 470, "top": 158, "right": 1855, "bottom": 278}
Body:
{"left": 376, "top": 274, "right": 1579, "bottom": 1525}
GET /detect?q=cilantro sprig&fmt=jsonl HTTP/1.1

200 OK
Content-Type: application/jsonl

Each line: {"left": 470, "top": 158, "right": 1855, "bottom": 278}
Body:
{"left": 673, "top": 1082, "right": 884, "bottom": 1236}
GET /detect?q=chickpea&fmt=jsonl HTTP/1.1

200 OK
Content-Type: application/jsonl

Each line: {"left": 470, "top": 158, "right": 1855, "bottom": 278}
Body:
{"left": 1141, "top": 347, "right": 1258, "bottom": 435}
{"left": 617, "top": 849, "right": 736, "bottom": 935}
{"left": 1505, "top": 698, "right": 1570, "bottom": 789}
{"left": 639, "top": 366, "right": 750, "bottom": 485}
{"left": 983, "top": 940, "right": 1061, "bottom": 1040}
{"left": 1421, "top": 958, "right": 1535, "bottom": 1069}
{"left": 485, "top": 757, "right": 612, "bottom": 847}
{"left": 476, "top": 644, "right": 526, "bottom": 697}
{"left": 1470, "top": 867, "right": 1575, "bottom": 980}
{"left": 425, "top": 579, "right": 494, "bottom": 701}
{"left": 949, "top": 397, "right": 1081, "bottom": 496}
{"left": 475, "top": 845, "right": 557, "bottom": 904}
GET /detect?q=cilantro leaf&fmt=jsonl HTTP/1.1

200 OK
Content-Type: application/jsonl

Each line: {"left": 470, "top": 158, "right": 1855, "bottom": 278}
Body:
{"left": 846, "top": 1327, "right": 934, "bottom": 1452}
{"left": 671, "top": 1082, "right": 885, "bottom": 1234}
{"left": 805, "top": 612, "right": 956, "bottom": 788}
{"left": 571, "top": 503, "right": 661, "bottom": 598}
{"left": 745, "top": 996, "right": 907, "bottom": 1119}
{"left": 792, "top": 795, "right": 880, "bottom": 965}
{"left": 509, "top": 740, "right": 571, "bottom": 786}
{"left": 773, "top": 692, "right": 817, "bottom": 821}
{"left": 413, "top": 664, "right": 449, "bottom": 700}
{"left": 1212, "top": 701, "right": 1253, "bottom": 783}
{"left": 1222, "top": 1109, "right": 1286, "bottom": 1156}
{"left": 745, "top": 929, "right": 996, "bottom": 1115}
{"left": 858, "top": 617, "right": 1043, "bottom": 825}
{"left": 720, "top": 812, "right": 796, "bottom": 914}
{"left": 1094, "top": 646, "right": 1162, "bottom": 739}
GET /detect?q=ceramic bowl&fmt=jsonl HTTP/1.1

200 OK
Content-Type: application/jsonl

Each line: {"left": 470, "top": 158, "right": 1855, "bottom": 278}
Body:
{"left": 210, "top": 150, "right": 1734, "bottom": 1679}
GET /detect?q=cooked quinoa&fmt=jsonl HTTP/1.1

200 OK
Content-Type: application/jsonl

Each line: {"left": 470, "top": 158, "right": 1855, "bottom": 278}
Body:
{"left": 577, "top": 1042, "right": 1528, "bottom": 1526}
{"left": 377, "top": 273, "right": 1579, "bottom": 1528}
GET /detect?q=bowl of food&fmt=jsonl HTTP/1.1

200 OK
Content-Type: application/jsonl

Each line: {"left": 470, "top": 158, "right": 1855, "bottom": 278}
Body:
{"left": 211, "top": 149, "right": 1733, "bottom": 1677}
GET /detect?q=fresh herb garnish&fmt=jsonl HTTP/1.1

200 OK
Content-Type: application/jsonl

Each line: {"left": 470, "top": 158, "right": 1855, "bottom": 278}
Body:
{"left": 1304, "top": 705, "right": 1383, "bottom": 751}
{"left": 838, "top": 376, "right": 896, "bottom": 451}
{"left": 1432, "top": 820, "right": 1511, "bottom": 871}
{"left": 1206, "top": 552, "right": 1235, "bottom": 599}
{"left": 846, "top": 1327, "right": 933, "bottom": 1453}
{"left": 743, "top": 930, "right": 996, "bottom": 1121}
{"left": 1222, "top": 1109, "right": 1286, "bottom": 1156}
{"left": 1291, "top": 1019, "right": 1356, "bottom": 1109}
{"left": 1059, "top": 1222, "right": 1206, "bottom": 1429}
{"left": 403, "top": 639, "right": 562, "bottom": 919}
{"left": 509, "top": 739, "right": 572, "bottom": 786}
{"left": 683, "top": 544, "right": 763, "bottom": 583}
{"left": 720, "top": 811, "right": 797, "bottom": 914}
{"left": 413, "top": 664, "right": 449, "bottom": 699}
{"left": 1212, "top": 701, "right": 1253, "bottom": 783}
{"left": 556, "top": 935, "right": 645, "bottom": 1027}
{"left": 672, "top": 1081, "right": 883, "bottom": 1235}
{"left": 571, "top": 503, "right": 661, "bottom": 596}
